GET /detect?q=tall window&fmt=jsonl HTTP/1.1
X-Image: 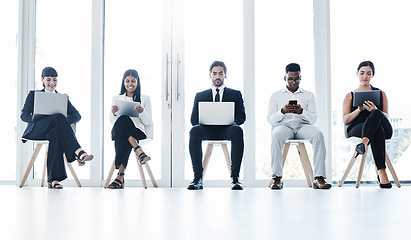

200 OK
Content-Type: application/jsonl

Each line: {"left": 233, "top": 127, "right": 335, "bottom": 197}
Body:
{"left": 0, "top": 1, "right": 19, "bottom": 181}
{"left": 331, "top": 0, "right": 411, "bottom": 181}
{"left": 183, "top": 0, "right": 244, "bottom": 180}
{"left": 34, "top": 0, "right": 92, "bottom": 179}
{"left": 104, "top": 0, "right": 162, "bottom": 180}
{"left": 255, "top": 0, "right": 315, "bottom": 180}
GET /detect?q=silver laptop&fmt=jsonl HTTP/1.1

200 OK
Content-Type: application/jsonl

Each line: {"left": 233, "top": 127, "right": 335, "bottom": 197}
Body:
{"left": 33, "top": 92, "right": 68, "bottom": 121}
{"left": 114, "top": 100, "right": 140, "bottom": 118}
{"left": 199, "top": 102, "right": 235, "bottom": 125}
{"left": 353, "top": 90, "right": 380, "bottom": 107}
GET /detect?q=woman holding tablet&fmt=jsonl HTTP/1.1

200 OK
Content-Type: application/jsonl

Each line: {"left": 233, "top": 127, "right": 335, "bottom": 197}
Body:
{"left": 342, "top": 61, "right": 393, "bottom": 188}
{"left": 21, "top": 67, "right": 93, "bottom": 189}
{"left": 107, "top": 69, "right": 153, "bottom": 189}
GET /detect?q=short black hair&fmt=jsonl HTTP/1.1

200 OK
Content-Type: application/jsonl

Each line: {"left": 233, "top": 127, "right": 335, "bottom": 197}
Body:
{"left": 285, "top": 63, "right": 300, "bottom": 73}
{"left": 41, "top": 67, "right": 58, "bottom": 78}
{"left": 209, "top": 61, "right": 227, "bottom": 74}
{"left": 357, "top": 61, "right": 375, "bottom": 76}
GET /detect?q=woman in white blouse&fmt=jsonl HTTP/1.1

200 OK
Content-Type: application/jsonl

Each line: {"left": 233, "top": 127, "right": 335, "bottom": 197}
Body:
{"left": 107, "top": 69, "right": 153, "bottom": 189}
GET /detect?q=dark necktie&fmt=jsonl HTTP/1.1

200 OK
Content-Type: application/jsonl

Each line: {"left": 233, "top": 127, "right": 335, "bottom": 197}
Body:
{"left": 215, "top": 88, "right": 220, "bottom": 102}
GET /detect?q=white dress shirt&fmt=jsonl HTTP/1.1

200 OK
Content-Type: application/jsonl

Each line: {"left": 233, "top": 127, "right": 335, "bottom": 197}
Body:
{"left": 211, "top": 85, "right": 225, "bottom": 102}
{"left": 267, "top": 87, "right": 317, "bottom": 128}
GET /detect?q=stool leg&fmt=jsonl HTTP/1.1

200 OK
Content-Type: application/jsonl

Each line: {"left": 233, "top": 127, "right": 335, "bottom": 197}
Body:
{"left": 135, "top": 154, "right": 147, "bottom": 189}
{"left": 41, "top": 145, "right": 48, "bottom": 187}
{"left": 385, "top": 153, "right": 401, "bottom": 188}
{"left": 144, "top": 163, "right": 158, "bottom": 187}
{"left": 64, "top": 154, "right": 82, "bottom": 187}
{"left": 104, "top": 159, "right": 116, "bottom": 188}
{"left": 282, "top": 142, "right": 291, "bottom": 168}
{"left": 297, "top": 143, "right": 313, "bottom": 187}
{"left": 19, "top": 143, "right": 43, "bottom": 188}
{"left": 339, "top": 151, "right": 358, "bottom": 187}
{"left": 202, "top": 143, "right": 214, "bottom": 177}
{"left": 221, "top": 143, "right": 231, "bottom": 175}
{"left": 356, "top": 147, "right": 368, "bottom": 188}
{"left": 270, "top": 142, "right": 291, "bottom": 187}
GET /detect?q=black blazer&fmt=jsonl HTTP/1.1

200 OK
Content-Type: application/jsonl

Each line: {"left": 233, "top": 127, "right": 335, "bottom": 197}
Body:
{"left": 190, "top": 87, "right": 246, "bottom": 126}
{"left": 21, "top": 89, "right": 81, "bottom": 141}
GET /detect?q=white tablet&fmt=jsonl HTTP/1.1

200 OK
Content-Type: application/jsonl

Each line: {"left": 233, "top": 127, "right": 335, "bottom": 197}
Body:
{"left": 114, "top": 100, "right": 140, "bottom": 118}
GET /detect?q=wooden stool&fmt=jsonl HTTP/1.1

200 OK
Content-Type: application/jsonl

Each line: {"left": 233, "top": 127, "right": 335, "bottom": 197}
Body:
{"left": 269, "top": 139, "right": 314, "bottom": 187}
{"left": 19, "top": 141, "right": 82, "bottom": 188}
{"left": 104, "top": 152, "right": 158, "bottom": 189}
{"left": 338, "top": 137, "right": 400, "bottom": 188}
{"left": 202, "top": 140, "right": 231, "bottom": 177}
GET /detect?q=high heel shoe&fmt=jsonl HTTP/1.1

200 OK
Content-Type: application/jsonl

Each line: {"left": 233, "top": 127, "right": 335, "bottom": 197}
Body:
{"left": 134, "top": 146, "right": 151, "bottom": 164}
{"left": 355, "top": 143, "right": 366, "bottom": 155}
{"left": 377, "top": 175, "right": 392, "bottom": 189}
{"left": 76, "top": 150, "right": 94, "bottom": 166}
{"left": 107, "top": 173, "right": 125, "bottom": 189}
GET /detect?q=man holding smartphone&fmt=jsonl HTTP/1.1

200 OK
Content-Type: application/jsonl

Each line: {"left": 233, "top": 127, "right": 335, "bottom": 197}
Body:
{"left": 267, "top": 63, "right": 331, "bottom": 190}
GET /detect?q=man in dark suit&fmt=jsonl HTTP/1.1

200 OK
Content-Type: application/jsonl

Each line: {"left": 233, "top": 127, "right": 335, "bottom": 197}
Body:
{"left": 188, "top": 61, "right": 246, "bottom": 190}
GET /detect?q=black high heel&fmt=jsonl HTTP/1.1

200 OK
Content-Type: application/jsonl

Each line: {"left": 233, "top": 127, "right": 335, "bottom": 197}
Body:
{"left": 76, "top": 150, "right": 94, "bottom": 166}
{"left": 377, "top": 175, "right": 392, "bottom": 189}
{"left": 107, "top": 172, "right": 125, "bottom": 189}
{"left": 133, "top": 145, "right": 151, "bottom": 164}
{"left": 355, "top": 143, "right": 366, "bottom": 155}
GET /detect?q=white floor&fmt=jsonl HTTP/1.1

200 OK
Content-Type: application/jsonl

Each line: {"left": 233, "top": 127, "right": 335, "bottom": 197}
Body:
{"left": 1, "top": 185, "right": 411, "bottom": 240}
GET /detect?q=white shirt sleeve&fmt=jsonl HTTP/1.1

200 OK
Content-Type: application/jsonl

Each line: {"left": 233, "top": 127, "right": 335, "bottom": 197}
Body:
{"left": 300, "top": 92, "right": 317, "bottom": 124}
{"left": 267, "top": 93, "right": 285, "bottom": 126}
{"left": 139, "top": 96, "right": 152, "bottom": 126}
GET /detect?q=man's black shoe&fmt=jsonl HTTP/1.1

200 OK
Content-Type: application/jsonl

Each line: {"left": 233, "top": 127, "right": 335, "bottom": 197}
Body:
{"left": 231, "top": 177, "right": 243, "bottom": 190}
{"left": 270, "top": 177, "right": 283, "bottom": 190}
{"left": 187, "top": 177, "right": 203, "bottom": 190}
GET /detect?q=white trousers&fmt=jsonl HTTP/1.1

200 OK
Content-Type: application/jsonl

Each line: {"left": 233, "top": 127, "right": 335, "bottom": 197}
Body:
{"left": 270, "top": 123, "right": 327, "bottom": 178}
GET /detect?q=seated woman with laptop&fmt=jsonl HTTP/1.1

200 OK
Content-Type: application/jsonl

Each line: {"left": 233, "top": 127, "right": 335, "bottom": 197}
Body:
{"left": 21, "top": 67, "right": 93, "bottom": 189}
{"left": 342, "top": 61, "right": 393, "bottom": 188}
{"left": 107, "top": 69, "right": 153, "bottom": 189}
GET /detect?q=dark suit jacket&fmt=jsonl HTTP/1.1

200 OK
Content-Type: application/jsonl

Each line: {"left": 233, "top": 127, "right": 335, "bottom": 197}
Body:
{"left": 190, "top": 87, "right": 246, "bottom": 126}
{"left": 21, "top": 89, "right": 81, "bottom": 141}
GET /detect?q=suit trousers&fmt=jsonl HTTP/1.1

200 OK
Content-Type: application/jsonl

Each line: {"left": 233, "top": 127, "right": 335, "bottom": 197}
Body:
{"left": 270, "top": 123, "right": 326, "bottom": 178}
{"left": 24, "top": 114, "right": 81, "bottom": 182}
{"left": 189, "top": 125, "right": 244, "bottom": 179}
{"left": 111, "top": 115, "right": 147, "bottom": 169}
{"left": 347, "top": 109, "right": 393, "bottom": 170}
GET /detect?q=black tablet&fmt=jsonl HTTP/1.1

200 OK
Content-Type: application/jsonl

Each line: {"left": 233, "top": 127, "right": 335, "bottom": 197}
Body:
{"left": 353, "top": 90, "right": 380, "bottom": 107}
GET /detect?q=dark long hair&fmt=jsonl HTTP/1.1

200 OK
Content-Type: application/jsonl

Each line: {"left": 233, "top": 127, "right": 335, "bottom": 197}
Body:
{"left": 120, "top": 69, "right": 141, "bottom": 102}
{"left": 357, "top": 61, "right": 375, "bottom": 76}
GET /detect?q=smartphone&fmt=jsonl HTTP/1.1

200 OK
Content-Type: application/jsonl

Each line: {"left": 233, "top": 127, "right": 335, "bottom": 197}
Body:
{"left": 289, "top": 100, "right": 297, "bottom": 105}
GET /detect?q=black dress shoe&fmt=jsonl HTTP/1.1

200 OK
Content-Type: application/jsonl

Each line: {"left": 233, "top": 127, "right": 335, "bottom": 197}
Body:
{"left": 231, "top": 177, "right": 243, "bottom": 190}
{"left": 270, "top": 177, "right": 283, "bottom": 190}
{"left": 355, "top": 143, "right": 366, "bottom": 155}
{"left": 377, "top": 175, "right": 392, "bottom": 189}
{"left": 187, "top": 177, "right": 203, "bottom": 190}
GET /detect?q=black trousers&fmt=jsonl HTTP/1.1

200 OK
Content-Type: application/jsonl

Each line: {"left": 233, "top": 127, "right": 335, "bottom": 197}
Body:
{"left": 111, "top": 115, "right": 147, "bottom": 169}
{"left": 24, "top": 114, "right": 81, "bottom": 182}
{"left": 189, "top": 125, "right": 244, "bottom": 179}
{"left": 347, "top": 110, "right": 393, "bottom": 170}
